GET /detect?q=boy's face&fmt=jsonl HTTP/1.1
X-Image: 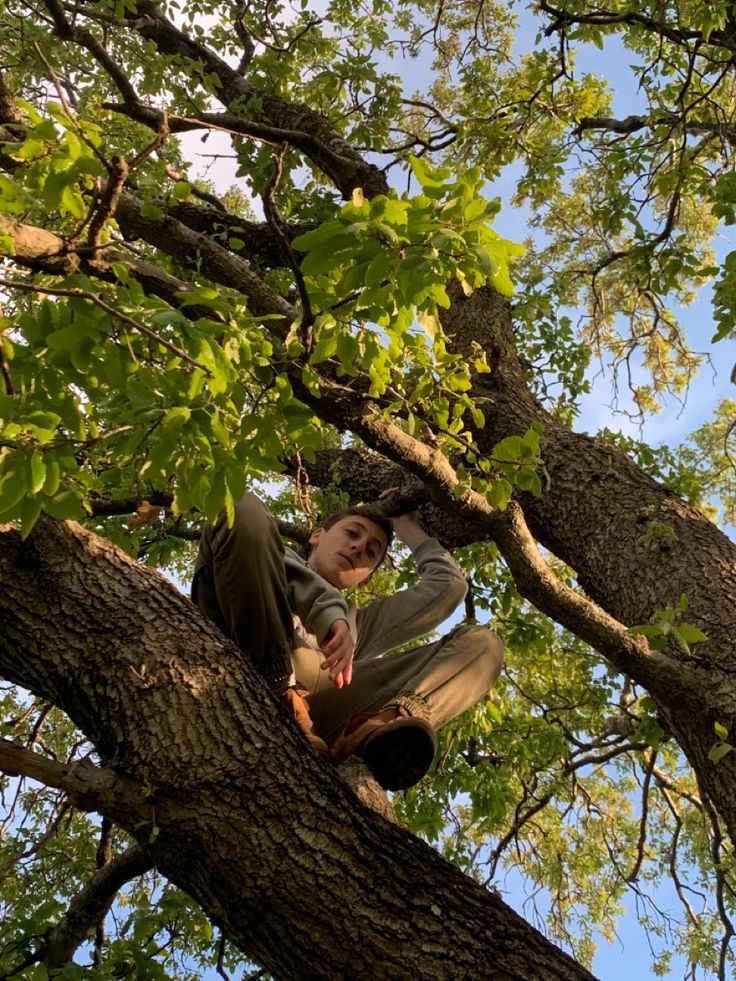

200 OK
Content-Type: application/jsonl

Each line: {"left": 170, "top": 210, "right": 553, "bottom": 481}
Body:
{"left": 308, "top": 515, "right": 388, "bottom": 590}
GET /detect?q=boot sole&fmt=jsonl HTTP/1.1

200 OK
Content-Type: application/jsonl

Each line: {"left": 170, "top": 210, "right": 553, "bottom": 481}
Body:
{"left": 359, "top": 718, "right": 436, "bottom": 791}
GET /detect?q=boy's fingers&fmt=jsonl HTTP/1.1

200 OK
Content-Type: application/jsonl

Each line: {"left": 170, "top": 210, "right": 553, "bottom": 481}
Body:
{"left": 378, "top": 486, "right": 399, "bottom": 501}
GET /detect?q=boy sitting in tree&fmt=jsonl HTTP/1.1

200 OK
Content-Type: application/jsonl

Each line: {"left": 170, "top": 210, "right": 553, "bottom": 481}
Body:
{"left": 192, "top": 491, "right": 503, "bottom": 790}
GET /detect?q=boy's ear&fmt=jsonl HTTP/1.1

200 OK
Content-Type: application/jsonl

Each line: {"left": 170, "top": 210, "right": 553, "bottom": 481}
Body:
{"left": 308, "top": 528, "right": 323, "bottom": 547}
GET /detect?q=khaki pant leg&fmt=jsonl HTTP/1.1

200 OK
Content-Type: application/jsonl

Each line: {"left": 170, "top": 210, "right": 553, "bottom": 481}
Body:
{"left": 191, "top": 493, "right": 294, "bottom": 690}
{"left": 307, "top": 624, "right": 503, "bottom": 739}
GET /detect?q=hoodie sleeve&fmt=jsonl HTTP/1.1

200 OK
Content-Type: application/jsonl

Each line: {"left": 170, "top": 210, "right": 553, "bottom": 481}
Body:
{"left": 354, "top": 538, "right": 467, "bottom": 660}
{"left": 284, "top": 547, "right": 351, "bottom": 644}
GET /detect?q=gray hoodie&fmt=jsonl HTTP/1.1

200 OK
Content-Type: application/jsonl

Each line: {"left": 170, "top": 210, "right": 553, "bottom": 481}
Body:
{"left": 284, "top": 537, "right": 468, "bottom": 660}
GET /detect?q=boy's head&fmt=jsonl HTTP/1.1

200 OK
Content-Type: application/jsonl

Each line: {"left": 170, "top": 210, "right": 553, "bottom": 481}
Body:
{"left": 307, "top": 505, "right": 393, "bottom": 590}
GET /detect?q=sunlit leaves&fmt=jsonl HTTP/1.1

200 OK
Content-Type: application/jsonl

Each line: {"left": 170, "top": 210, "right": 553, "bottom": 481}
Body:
{"left": 294, "top": 156, "right": 522, "bottom": 332}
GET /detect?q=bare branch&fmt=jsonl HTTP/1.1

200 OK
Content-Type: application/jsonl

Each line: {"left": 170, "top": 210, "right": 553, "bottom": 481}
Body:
{"left": 262, "top": 142, "right": 314, "bottom": 351}
{"left": 0, "top": 213, "right": 219, "bottom": 320}
{"left": 102, "top": 0, "right": 387, "bottom": 199}
{"left": 216, "top": 934, "right": 232, "bottom": 981}
{"left": 44, "top": 840, "right": 153, "bottom": 968}
{"left": 626, "top": 749, "right": 657, "bottom": 882}
{"left": 540, "top": 1, "right": 725, "bottom": 51}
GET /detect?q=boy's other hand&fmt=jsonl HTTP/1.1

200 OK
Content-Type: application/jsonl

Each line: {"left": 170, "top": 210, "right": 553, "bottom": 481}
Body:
{"left": 320, "top": 619, "right": 354, "bottom": 689}
{"left": 378, "top": 487, "right": 429, "bottom": 550}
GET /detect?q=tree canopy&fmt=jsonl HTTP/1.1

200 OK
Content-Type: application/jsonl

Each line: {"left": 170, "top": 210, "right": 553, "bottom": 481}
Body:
{"left": 1, "top": 0, "right": 736, "bottom": 978}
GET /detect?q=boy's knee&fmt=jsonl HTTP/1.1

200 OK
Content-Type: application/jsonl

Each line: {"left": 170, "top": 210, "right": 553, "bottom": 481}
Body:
{"left": 213, "top": 493, "right": 280, "bottom": 554}
{"left": 454, "top": 624, "right": 504, "bottom": 690}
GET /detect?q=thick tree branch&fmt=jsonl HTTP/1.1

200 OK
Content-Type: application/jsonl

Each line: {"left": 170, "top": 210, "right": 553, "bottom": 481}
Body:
{"left": 114, "top": 192, "right": 298, "bottom": 327}
{"left": 42, "top": 0, "right": 140, "bottom": 105}
{"left": 0, "top": 214, "right": 219, "bottom": 321}
{"left": 0, "top": 517, "right": 595, "bottom": 980}
{"left": 0, "top": 740, "right": 149, "bottom": 819}
{"left": 301, "top": 387, "right": 675, "bottom": 686}
{"left": 540, "top": 1, "right": 732, "bottom": 52}
{"left": 263, "top": 142, "right": 314, "bottom": 349}
{"left": 103, "top": 0, "right": 388, "bottom": 199}
{"left": 87, "top": 492, "right": 307, "bottom": 545}
{"left": 162, "top": 201, "right": 314, "bottom": 269}
{"left": 575, "top": 113, "right": 736, "bottom": 145}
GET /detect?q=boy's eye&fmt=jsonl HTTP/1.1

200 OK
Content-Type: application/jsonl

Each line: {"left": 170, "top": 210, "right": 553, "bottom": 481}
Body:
{"left": 367, "top": 549, "right": 376, "bottom": 559}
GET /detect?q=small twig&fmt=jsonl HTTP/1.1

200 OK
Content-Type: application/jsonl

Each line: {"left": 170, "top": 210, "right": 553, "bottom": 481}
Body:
{"left": 87, "top": 155, "right": 129, "bottom": 250}
{"left": 0, "top": 278, "right": 210, "bottom": 373}
{"left": 0, "top": 798, "right": 70, "bottom": 886}
{"left": 94, "top": 818, "right": 113, "bottom": 966}
{"left": 86, "top": 115, "right": 169, "bottom": 251}
{"left": 44, "top": 840, "right": 153, "bottom": 968}
{"left": 164, "top": 165, "right": 226, "bottom": 211}
{"left": 659, "top": 787, "right": 700, "bottom": 925}
{"left": 26, "top": 705, "right": 52, "bottom": 750}
{"left": 723, "top": 417, "right": 736, "bottom": 480}
{"left": 262, "top": 141, "right": 314, "bottom": 352}
{"left": 464, "top": 576, "right": 476, "bottom": 620}
{"left": 43, "top": 0, "right": 140, "bottom": 106}
{"left": 128, "top": 112, "right": 170, "bottom": 172}
{"left": 293, "top": 449, "right": 315, "bottom": 528}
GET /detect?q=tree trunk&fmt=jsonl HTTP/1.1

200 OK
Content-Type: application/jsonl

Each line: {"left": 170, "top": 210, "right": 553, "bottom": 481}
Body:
{"left": 440, "top": 283, "right": 736, "bottom": 839}
{"left": 0, "top": 517, "right": 594, "bottom": 980}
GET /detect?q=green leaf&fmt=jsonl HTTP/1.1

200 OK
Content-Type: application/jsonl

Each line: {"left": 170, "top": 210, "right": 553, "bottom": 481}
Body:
{"left": 310, "top": 330, "right": 338, "bottom": 364}
{"left": 162, "top": 406, "right": 192, "bottom": 431}
{"left": 172, "top": 180, "right": 191, "bottom": 200}
{"left": 709, "top": 742, "right": 734, "bottom": 764}
{"left": 489, "top": 478, "right": 513, "bottom": 510}
{"left": 27, "top": 451, "right": 46, "bottom": 494}
{"left": 0, "top": 467, "right": 26, "bottom": 515}
{"left": 43, "top": 490, "right": 87, "bottom": 521}
{"left": 409, "top": 154, "right": 452, "bottom": 189}
{"left": 20, "top": 495, "right": 42, "bottom": 539}
{"left": 629, "top": 624, "right": 665, "bottom": 637}
{"left": 676, "top": 623, "right": 708, "bottom": 645}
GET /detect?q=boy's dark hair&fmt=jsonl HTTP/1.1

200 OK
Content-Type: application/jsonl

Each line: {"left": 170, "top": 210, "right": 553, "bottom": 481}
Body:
{"left": 321, "top": 504, "right": 394, "bottom": 564}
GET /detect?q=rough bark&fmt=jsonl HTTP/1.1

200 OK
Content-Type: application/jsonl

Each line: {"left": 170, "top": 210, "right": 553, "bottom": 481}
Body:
{"left": 0, "top": 516, "right": 595, "bottom": 981}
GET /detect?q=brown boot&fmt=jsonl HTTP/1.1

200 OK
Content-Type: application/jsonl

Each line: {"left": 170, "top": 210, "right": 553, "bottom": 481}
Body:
{"left": 329, "top": 705, "right": 436, "bottom": 791}
{"left": 279, "top": 687, "right": 328, "bottom": 754}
